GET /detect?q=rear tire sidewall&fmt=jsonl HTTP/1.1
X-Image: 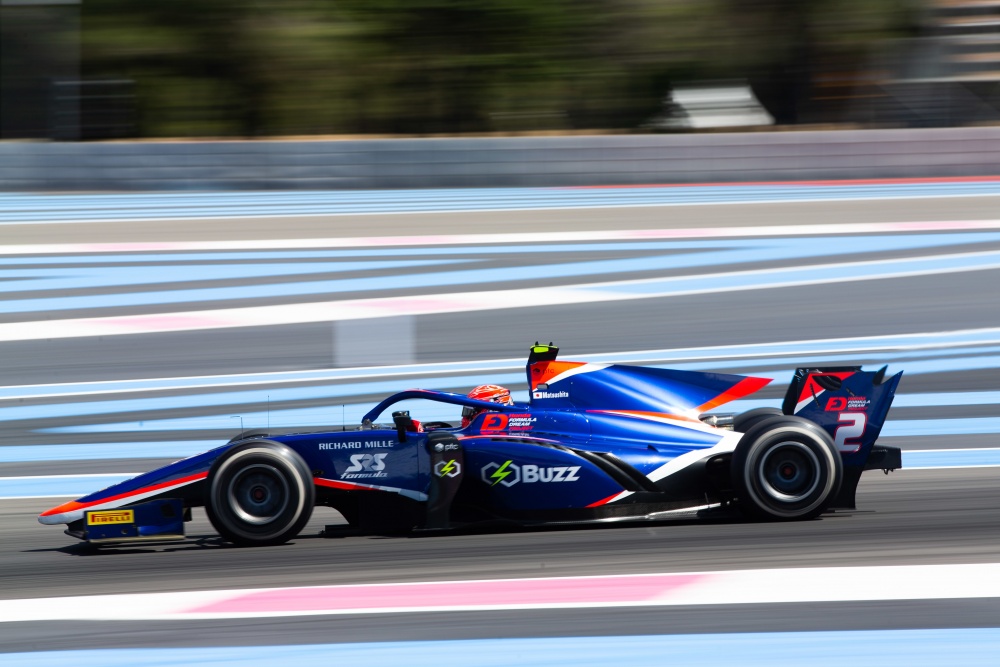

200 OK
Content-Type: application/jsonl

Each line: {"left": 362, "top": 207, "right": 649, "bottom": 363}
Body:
{"left": 733, "top": 407, "right": 784, "bottom": 434}
{"left": 732, "top": 416, "right": 842, "bottom": 520}
{"left": 206, "top": 441, "right": 314, "bottom": 546}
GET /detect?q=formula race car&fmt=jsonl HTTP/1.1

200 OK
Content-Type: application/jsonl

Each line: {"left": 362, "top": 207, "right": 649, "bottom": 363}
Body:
{"left": 39, "top": 345, "right": 903, "bottom": 546}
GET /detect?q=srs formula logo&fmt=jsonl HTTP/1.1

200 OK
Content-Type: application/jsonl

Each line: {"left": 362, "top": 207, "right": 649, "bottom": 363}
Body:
{"left": 481, "top": 460, "right": 581, "bottom": 487}
{"left": 343, "top": 453, "right": 388, "bottom": 479}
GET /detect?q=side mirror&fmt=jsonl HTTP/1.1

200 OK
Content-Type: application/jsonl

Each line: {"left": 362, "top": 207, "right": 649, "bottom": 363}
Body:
{"left": 392, "top": 410, "right": 415, "bottom": 442}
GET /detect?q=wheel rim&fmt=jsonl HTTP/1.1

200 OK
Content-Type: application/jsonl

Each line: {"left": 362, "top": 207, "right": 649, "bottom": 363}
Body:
{"left": 757, "top": 441, "right": 821, "bottom": 503}
{"left": 227, "top": 464, "right": 290, "bottom": 525}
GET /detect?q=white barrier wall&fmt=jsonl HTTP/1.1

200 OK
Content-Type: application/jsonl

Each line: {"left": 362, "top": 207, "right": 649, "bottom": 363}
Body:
{"left": 2, "top": 127, "right": 1000, "bottom": 191}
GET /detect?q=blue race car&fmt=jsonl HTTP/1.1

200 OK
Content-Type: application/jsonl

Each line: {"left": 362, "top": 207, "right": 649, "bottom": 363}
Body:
{"left": 39, "top": 344, "right": 902, "bottom": 546}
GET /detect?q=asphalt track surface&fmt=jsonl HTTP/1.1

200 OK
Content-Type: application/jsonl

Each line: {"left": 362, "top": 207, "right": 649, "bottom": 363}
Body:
{"left": 2, "top": 190, "right": 1000, "bottom": 656}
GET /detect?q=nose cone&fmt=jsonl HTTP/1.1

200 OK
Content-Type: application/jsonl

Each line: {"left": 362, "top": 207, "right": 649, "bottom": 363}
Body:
{"left": 39, "top": 498, "right": 88, "bottom": 525}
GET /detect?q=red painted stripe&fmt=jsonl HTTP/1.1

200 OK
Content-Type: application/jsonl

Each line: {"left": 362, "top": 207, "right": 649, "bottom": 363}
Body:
{"left": 695, "top": 376, "right": 772, "bottom": 413}
{"left": 587, "top": 492, "right": 622, "bottom": 508}
{"left": 796, "top": 371, "right": 855, "bottom": 405}
{"left": 39, "top": 471, "right": 208, "bottom": 517}
{"left": 314, "top": 478, "right": 378, "bottom": 492}
{"left": 563, "top": 175, "right": 1000, "bottom": 189}
{"left": 188, "top": 573, "right": 709, "bottom": 614}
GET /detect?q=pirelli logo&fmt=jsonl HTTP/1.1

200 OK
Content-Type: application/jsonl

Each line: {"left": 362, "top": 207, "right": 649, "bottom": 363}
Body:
{"left": 87, "top": 510, "right": 134, "bottom": 526}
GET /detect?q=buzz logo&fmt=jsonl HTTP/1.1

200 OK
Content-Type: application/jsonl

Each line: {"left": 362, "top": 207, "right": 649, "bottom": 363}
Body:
{"left": 480, "top": 460, "right": 581, "bottom": 487}
{"left": 434, "top": 459, "right": 461, "bottom": 478}
{"left": 343, "top": 453, "right": 388, "bottom": 479}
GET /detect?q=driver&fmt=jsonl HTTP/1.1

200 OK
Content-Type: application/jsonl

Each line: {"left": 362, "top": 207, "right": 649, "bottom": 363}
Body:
{"left": 461, "top": 384, "right": 514, "bottom": 428}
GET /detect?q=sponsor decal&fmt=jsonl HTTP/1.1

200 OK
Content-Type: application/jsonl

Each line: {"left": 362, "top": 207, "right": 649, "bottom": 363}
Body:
{"left": 343, "top": 453, "right": 388, "bottom": 479}
{"left": 481, "top": 460, "right": 581, "bottom": 487}
{"left": 481, "top": 414, "right": 508, "bottom": 431}
{"left": 533, "top": 391, "right": 569, "bottom": 399}
{"left": 847, "top": 397, "right": 870, "bottom": 410}
{"left": 87, "top": 509, "right": 134, "bottom": 526}
{"left": 319, "top": 440, "right": 394, "bottom": 450}
{"left": 434, "top": 459, "right": 461, "bottom": 478}
{"left": 824, "top": 396, "right": 870, "bottom": 412}
{"left": 483, "top": 460, "right": 519, "bottom": 487}
{"left": 507, "top": 414, "right": 536, "bottom": 431}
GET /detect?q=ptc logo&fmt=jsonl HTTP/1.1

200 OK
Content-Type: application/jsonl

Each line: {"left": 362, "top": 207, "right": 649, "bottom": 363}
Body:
{"left": 434, "top": 459, "right": 461, "bottom": 478}
{"left": 482, "top": 460, "right": 520, "bottom": 487}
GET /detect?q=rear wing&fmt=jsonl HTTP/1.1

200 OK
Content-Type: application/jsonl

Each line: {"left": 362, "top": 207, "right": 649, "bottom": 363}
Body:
{"left": 782, "top": 366, "right": 901, "bottom": 463}
{"left": 782, "top": 365, "right": 903, "bottom": 508}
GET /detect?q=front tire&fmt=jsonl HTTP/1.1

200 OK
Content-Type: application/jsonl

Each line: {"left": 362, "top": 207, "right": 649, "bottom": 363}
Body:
{"left": 206, "top": 441, "right": 315, "bottom": 546}
{"left": 731, "top": 416, "right": 842, "bottom": 521}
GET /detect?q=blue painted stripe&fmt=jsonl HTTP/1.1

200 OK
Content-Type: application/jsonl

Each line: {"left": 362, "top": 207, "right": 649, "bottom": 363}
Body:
{"left": 3, "top": 629, "right": 999, "bottom": 666}
{"left": 883, "top": 418, "right": 1000, "bottom": 438}
{"left": 0, "top": 259, "right": 465, "bottom": 294}
{"left": 6, "top": 232, "right": 1000, "bottom": 314}
{"left": 0, "top": 441, "right": 218, "bottom": 463}
{"left": 2, "top": 253, "right": 743, "bottom": 313}
{"left": 0, "top": 474, "right": 134, "bottom": 499}
{"left": 597, "top": 250, "right": 1000, "bottom": 297}
{"left": 5, "top": 181, "right": 1000, "bottom": 221}
{"left": 904, "top": 449, "right": 1000, "bottom": 468}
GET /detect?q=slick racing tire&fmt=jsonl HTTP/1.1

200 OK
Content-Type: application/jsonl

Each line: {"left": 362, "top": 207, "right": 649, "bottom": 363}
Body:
{"left": 228, "top": 430, "right": 270, "bottom": 444}
{"left": 733, "top": 407, "right": 783, "bottom": 434}
{"left": 206, "top": 441, "right": 315, "bottom": 547}
{"left": 731, "top": 415, "right": 842, "bottom": 521}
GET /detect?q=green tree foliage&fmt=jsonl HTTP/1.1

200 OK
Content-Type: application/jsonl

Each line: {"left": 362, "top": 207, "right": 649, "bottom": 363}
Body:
{"left": 80, "top": 0, "right": 919, "bottom": 137}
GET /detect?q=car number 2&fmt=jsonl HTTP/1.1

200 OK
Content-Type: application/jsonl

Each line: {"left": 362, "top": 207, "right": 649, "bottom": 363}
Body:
{"left": 834, "top": 412, "right": 867, "bottom": 452}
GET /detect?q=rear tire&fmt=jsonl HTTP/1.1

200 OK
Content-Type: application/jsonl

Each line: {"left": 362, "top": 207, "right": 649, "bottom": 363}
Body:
{"left": 206, "top": 441, "right": 314, "bottom": 546}
{"left": 733, "top": 407, "right": 783, "bottom": 433}
{"left": 731, "top": 416, "right": 842, "bottom": 521}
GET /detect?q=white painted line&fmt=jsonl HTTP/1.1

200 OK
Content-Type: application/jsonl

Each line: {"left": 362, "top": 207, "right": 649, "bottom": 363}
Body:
{"left": 3, "top": 563, "right": 1000, "bottom": 622}
{"left": 3, "top": 219, "right": 1000, "bottom": 255}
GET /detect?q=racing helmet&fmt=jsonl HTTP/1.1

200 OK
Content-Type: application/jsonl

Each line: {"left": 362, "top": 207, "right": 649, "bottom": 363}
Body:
{"left": 462, "top": 384, "right": 513, "bottom": 428}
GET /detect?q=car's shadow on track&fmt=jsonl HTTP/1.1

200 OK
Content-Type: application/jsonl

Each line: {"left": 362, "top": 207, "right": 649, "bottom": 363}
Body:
{"left": 28, "top": 508, "right": 865, "bottom": 555}
{"left": 26, "top": 534, "right": 241, "bottom": 556}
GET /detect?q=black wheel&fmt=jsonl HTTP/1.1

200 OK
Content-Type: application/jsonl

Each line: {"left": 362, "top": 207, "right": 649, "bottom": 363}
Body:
{"left": 206, "top": 441, "right": 315, "bottom": 546}
{"left": 733, "top": 407, "right": 783, "bottom": 433}
{"left": 731, "top": 415, "right": 842, "bottom": 521}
